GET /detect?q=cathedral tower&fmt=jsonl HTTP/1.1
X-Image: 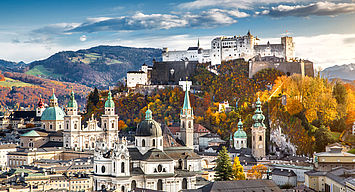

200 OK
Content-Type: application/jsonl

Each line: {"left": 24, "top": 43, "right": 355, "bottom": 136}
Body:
{"left": 251, "top": 98, "right": 266, "bottom": 159}
{"left": 63, "top": 90, "right": 82, "bottom": 149}
{"left": 180, "top": 87, "right": 194, "bottom": 149}
{"left": 101, "top": 91, "right": 119, "bottom": 145}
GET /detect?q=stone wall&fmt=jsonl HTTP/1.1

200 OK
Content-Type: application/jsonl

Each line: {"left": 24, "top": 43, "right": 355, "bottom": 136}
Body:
{"left": 151, "top": 61, "right": 198, "bottom": 85}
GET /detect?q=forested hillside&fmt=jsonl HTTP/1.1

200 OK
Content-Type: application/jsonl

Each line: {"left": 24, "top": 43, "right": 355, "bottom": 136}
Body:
{"left": 26, "top": 46, "right": 161, "bottom": 88}
{"left": 0, "top": 71, "right": 92, "bottom": 110}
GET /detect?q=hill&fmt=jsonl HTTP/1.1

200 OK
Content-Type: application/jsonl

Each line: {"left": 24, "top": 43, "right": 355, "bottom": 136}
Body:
{"left": 321, "top": 63, "right": 355, "bottom": 81}
{"left": 0, "top": 71, "right": 92, "bottom": 110}
{"left": 0, "top": 59, "right": 27, "bottom": 72}
{"left": 26, "top": 45, "right": 162, "bottom": 88}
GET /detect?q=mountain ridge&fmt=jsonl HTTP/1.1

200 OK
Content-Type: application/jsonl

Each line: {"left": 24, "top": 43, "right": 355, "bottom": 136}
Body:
{"left": 321, "top": 63, "right": 355, "bottom": 81}
{"left": 21, "top": 45, "right": 162, "bottom": 88}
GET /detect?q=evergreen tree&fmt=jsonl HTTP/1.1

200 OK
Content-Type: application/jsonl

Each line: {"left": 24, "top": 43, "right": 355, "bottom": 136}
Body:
{"left": 314, "top": 125, "right": 335, "bottom": 152}
{"left": 215, "top": 146, "right": 233, "bottom": 181}
{"left": 232, "top": 156, "right": 246, "bottom": 180}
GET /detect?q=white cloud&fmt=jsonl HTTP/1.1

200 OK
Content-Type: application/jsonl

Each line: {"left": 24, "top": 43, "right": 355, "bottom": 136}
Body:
{"left": 260, "top": 33, "right": 355, "bottom": 69}
{"left": 260, "top": 1, "right": 355, "bottom": 17}
{"left": 179, "top": 0, "right": 314, "bottom": 10}
{"left": 80, "top": 35, "right": 87, "bottom": 42}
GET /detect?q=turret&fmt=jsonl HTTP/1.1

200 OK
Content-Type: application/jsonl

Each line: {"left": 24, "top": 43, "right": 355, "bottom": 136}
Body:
{"left": 36, "top": 96, "right": 45, "bottom": 117}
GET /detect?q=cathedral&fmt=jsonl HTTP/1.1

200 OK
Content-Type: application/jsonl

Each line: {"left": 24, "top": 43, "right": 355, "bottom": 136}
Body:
{"left": 93, "top": 88, "right": 202, "bottom": 192}
{"left": 20, "top": 89, "right": 119, "bottom": 151}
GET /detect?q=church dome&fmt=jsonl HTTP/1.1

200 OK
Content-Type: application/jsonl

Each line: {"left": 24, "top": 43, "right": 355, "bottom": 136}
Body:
{"left": 234, "top": 119, "right": 247, "bottom": 138}
{"left": 41, "top": 106, "right": 65, "bottom": 121}
{"left": 136, "top": 108, "right": 162, "bottom": 137}
{"left": 41, "top": 92, "right": 65, "bottom": 121}
{"left": 105, "top": 91, "right": 115, "bottom": 108}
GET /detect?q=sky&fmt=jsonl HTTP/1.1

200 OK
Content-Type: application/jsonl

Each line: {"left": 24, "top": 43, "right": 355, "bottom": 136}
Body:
{"left": 1, "top": 0, "right": 355, "bottom": 69}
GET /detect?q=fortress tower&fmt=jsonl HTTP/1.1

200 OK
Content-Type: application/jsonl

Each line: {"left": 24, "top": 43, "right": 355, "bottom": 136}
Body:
{"left": 281, "top": 36, "right": 295, "bottom": 62}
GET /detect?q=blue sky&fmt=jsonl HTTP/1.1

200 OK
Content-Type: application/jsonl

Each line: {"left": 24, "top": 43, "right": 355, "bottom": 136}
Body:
{"left": 1, "top": 0, "right": 355, "bottom": 69}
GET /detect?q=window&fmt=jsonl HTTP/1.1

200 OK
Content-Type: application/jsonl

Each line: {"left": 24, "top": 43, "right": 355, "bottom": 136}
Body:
{"left": 112, "top": 123, "right": 114, "bottom": 129}
{"left": 157, "top": 179, "right": 163, "bottom": 190}
{"left": 158, "top": 164, "right": 162, "bottom": 172}
{"left": 50, "top": 124, "right": 53, "bottom": 129}
{"left": 160, "top": 139, "right": 162, "bottom": 146}
{"left": 121, "top": 162, "right": 125, "bottom": 173}
{"left": 182, "top": 178, "right": 187, "bottom": 189}
{"left": 104, "top": 123, "right": 107, "bottom": 129}
{"left": 259, "top": 136, "right": 262, "bottom": 141}
{"left": 113, "top": 162, "right": 116, "bottom": 172}
{"left": 188, "top": 121, "right": 191, "bottom": 128}
{"left": 121, "top": 186, "right": 125, "bottom": 192}
{"left": 74, "top": 124, "right": 77, "bottom": 129}
{"left": 152, "top": 139, "right": 155, "bottom": 146}
{"left": 66, "top": 124, "right": 69, "bottom": 130}
{"left": 142, "top": 139, "right": 145, "bottom": 147}
{"left": 131, "top": 180, "right": 136, "bottom": 190}
{"left": 101, "top": 166, "right": 106, "bottom": 173}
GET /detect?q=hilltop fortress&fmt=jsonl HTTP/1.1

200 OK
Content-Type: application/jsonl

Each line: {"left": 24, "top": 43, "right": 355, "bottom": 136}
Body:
{"left": 162, "top": 31, "right": 313, "bottom": 78}
{"left": 126, "top": 31, "right": 313, "bottom": 88}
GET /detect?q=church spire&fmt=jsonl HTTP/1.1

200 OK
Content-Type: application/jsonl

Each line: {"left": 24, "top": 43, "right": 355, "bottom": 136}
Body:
{"left": 181, "top": 86, "right": 193, "bottom": 116}
{"left": 67, "top": 88, "right": 77, "bottom": 108}
{"left": 145, "top": 105, "right": 153, "bottom": 120}
{"left": 49, "top": 88, "right": 58, "bottom": 107}
{"left": 252, "top": 97, "right": 265, "bottom": 128}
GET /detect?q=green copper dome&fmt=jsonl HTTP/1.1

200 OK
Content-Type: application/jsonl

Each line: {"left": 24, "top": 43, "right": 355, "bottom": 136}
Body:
{"left": 67, "top": 90, "right": 78, "bottom": 108}
{"left": 105, "top": 91, "right": 115, "bottom": 108}
{"left": 252, "top": 97, "right": 265, "bottom": 127}
{"left": 41, "top": 106, "right": 65, "bottom": 121}
{"left": 234, "top": 119, "right": 247, "bottom": 138}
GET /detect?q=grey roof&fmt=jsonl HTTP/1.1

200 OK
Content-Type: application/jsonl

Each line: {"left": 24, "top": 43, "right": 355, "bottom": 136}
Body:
{"left": 187, "top": 47, "right": 199, "bottom": 51}
{"left": 141, "top": 148, "right": 173, "bottom": 162}
{"left": 136, "top": 119, "right": 162, "bottom": 137}
{"left": 39, "top": 141, "right": 63, "bottom": 148}
{"left": 128, "top": 147, "right": 144, "bottom": 160}
{"left": 272, "top": 168, "right": 297, "bottom": 177}
{"left": 164, "top": 147, "right": 201, "bottom": 160}
{"left": 186, "top": 180, "right": 282, "bottom": 192}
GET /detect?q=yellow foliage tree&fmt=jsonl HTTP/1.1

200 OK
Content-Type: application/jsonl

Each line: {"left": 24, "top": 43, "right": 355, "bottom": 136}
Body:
{"left": 232, "top": 156, "right": 245, "bottom": 180}
{"left": 247, "top": 164, "right": 267, "bottom": 180}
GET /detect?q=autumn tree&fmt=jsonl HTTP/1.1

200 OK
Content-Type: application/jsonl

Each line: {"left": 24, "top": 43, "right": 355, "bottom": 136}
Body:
{"left": 247, "top": 164, "right": 267, "bottom": 179}
{"left": 232, "top": 156, "right": 245, "bottom": 180}
{"left": 314, "top": 125, "right": 335, "bottom": 152}
{"left": 215, "top": 146, "right": 233, "bottom": 181}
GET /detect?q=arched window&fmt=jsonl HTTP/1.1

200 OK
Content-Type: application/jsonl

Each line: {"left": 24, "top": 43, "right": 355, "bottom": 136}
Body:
{"left": 104, "top": 123, "right": 107, "bottom": 129}
{"left": 182, "top": 178, "right": 187, "bottom": 189}
{"left": 259, "top": 136, "right": 262, "bottom": 141}
{"left": 121, "top": 162, "right": 125, "bottom": 173}
{"left": 66, "top": 123, "right": 69, "bottom": 130}
{"left": 112, "top": 123, "right": 114, "bottom": 129}
{"left": 74, "top": 124, "right": 77, "bottom": 129}
{"left": 50, "top": 124, "right": 53, "bottom": 129}
{"left": 178, "top": 159, "right": 183, "bottom": 169}
{"left": 152, "top": 139, "right": 155, "bottom": 146}
{"left": 188, "top": 121, "right": 191, "bottom": 128}
{"left": 113, "top": 162, "right": 116, "bottom": 172}
{"left": 157, "top": 179, "right": 163, "bottom": 191}
{"left": 142, "top": 139, "right": 145, "bottom": 147}
{"left": 131, "top": 180, "right": 137, "bottom": 190}
{"left": 158, "top": 164, "right": 162, "bottom": 172}
{"left": 121, "top": 186, "right": 125, "bottom": 192}
{"left": 101, "top": 166, "right": 106, "bottom": 173}
{"left": 182, "top": 121, "right": 185, "bottom": 129}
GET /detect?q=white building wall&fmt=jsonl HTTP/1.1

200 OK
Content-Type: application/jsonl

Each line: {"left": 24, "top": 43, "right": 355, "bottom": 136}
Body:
{"left": 127, "top": 72, "right": 148, "bottom": 88}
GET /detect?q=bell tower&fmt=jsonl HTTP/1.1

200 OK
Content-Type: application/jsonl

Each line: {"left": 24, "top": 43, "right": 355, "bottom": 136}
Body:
{"left": 180, "top": 86, "right": 194, "bottom": 149}
{"left": 101, "top": 91, "right": 119, "bottom": 145}
{"left": 63, "top": 89, "right": 82, "bottom": 149}
{"left": 251, "top": 98, "right": 266, "bottom": 159}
